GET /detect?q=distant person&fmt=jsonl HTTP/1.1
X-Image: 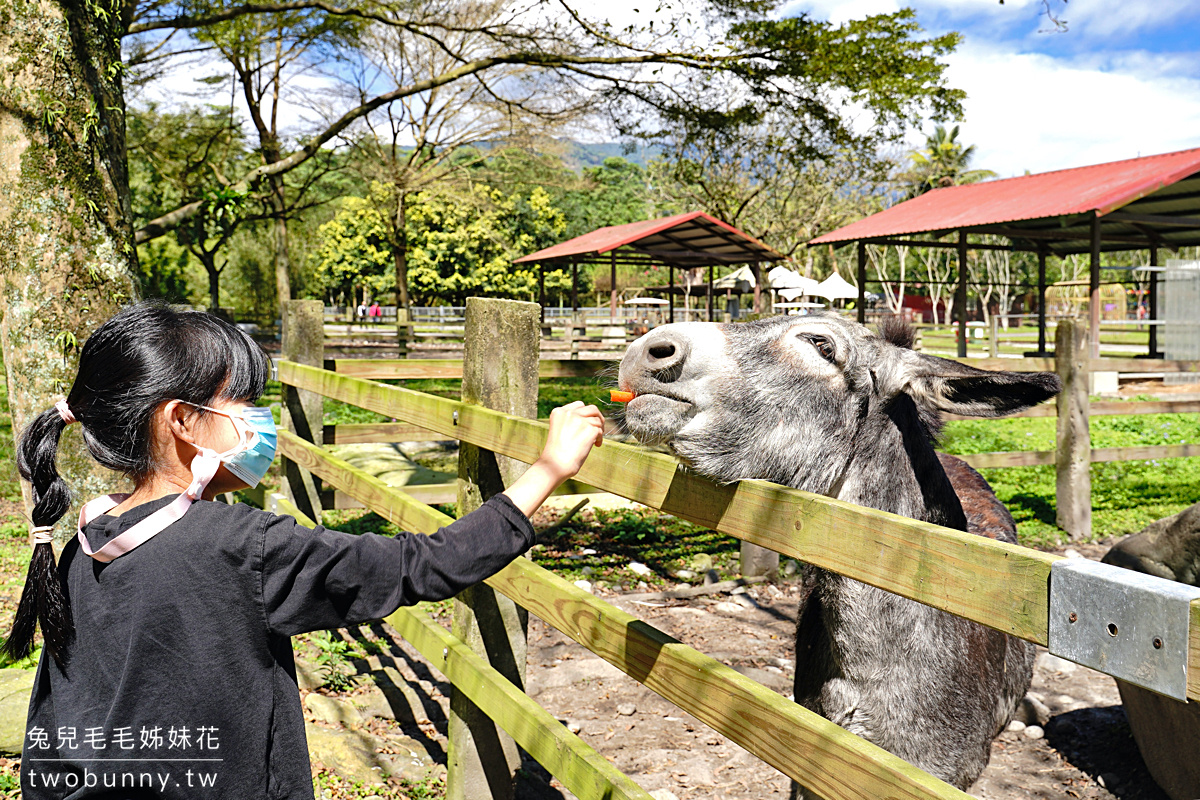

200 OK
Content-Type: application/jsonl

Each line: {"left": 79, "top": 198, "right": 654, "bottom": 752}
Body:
{"left": 356, "top": 300, "right": 367, "bottom": 321}
{"left": 368, "top": 301, "right": 381, "bottom": 322}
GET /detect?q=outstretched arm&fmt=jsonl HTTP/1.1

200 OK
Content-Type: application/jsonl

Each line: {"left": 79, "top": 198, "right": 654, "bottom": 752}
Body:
{"left": 502, "top": 401, "right": 605, "bottom": 518}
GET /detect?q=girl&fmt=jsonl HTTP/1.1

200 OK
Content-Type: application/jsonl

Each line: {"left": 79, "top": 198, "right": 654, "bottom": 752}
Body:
{"left": 6, "top": 301, "right": 604, "bottom": 798}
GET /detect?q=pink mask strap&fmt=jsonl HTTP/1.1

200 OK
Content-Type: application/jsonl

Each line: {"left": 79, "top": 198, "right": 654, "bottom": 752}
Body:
{"left": 76, "top": 450, "right": 222, "bottom": 563}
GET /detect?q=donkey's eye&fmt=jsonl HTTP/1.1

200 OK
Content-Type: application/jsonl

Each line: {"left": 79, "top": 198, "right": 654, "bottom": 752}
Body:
{"left": 808, "top": 336, "right": 835, "bottom": 362}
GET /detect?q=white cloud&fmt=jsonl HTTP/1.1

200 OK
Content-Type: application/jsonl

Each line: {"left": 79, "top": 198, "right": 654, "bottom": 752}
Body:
{"left": 945, "top": 42, "right": 1200, "bottom": 177}
{"left": 1063, "top": 0, "right": 1198, "bottom": 39}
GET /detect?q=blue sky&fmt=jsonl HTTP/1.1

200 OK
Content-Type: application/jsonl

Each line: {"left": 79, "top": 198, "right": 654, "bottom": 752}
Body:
{"left": 780, "top": 0, "right": 1200, "bottom": 177}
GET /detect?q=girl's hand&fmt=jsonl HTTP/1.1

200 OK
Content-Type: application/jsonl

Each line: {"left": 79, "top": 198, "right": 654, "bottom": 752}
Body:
{"left": 502, "top": 402, "right": 604, "bottom": 518}
{"left": 536, "top": 402, "right": 605, "bottom": 483}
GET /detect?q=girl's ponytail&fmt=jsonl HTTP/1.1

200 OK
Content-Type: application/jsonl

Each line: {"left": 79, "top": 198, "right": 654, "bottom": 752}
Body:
{"left": 4, "top": 406, "right": 76, "bottom": 671}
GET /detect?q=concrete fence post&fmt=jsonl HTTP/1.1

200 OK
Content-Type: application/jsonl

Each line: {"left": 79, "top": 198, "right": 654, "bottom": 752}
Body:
{"left": 280, "top": 299, "right": 324, "bottom": 523}
{"left": 447, "top": 298, "right": 540, "bottom": 800}
{"left": 1055, "top": 318, "right": 1091, "bottom": 540}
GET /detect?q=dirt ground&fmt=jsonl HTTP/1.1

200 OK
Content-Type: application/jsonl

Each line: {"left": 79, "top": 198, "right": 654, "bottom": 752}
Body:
{"left": 354, "top": 537, "right": 1171, "bottom": 800}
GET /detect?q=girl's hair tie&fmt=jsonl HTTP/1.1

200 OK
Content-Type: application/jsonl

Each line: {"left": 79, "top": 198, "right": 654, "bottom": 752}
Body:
{"left": 55, "top": 399, "right": 76, "bottom": 425}
{"left": 30, "top": 526, "right": 55, "bottom": 545}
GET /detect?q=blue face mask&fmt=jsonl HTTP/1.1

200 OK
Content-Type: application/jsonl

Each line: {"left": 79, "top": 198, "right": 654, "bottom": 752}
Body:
{"left": 189, "top": 403, "right": 278, "bottom": 488}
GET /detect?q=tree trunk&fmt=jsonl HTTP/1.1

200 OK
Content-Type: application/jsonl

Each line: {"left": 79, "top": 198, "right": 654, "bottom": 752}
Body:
{"left": 0, "top": 0, "right": 139, "bottom": 523}
{"left": 271, "top": 176, "right": 292, "bottom": 305}
{"left": 207, "top": 263, "right": 220, "bottom": 310}
{"left": 392, "top": 191, "right": 410, "bottom": 310}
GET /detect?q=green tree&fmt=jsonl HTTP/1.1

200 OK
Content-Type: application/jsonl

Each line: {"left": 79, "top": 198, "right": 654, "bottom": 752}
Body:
{"left": 127, "top": 103, "right": 253, "bottom": 309}
{"left": 2, "top": 0, "right": 968, "bottom": 510}
{"left": 192, "top": 10, "right": 364, "bottom": 303}
{"left": 405, "top": 184, "right": 568, "bottom": 306}
{"left": 130, "top": 2, "right": 965, "bottom": 253}
{"left": 310, "top": 195, "right": 393, "bottom": 306}
{"left": 560, "top": 157, "right": 650, "bottom": 240}
{"left": 897, "top": 124, "right": 997, "bottom": 197}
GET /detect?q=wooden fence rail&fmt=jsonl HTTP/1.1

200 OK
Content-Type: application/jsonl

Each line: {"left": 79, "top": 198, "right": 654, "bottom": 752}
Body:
{"left": 274, "top": 430, "right": 972, "bottom": 800}
{"left": 275, "top": 304, "right": 1200, "bottom": 800}
{"left": 282, "top": 361, "right": 1043, "bottom": 648}
{"left": 277, "top": 356, "right": 1200, "bottom": 702}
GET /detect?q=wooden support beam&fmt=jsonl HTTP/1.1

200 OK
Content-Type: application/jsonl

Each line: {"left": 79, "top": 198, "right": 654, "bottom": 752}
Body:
{"left": 281, "top": 300, "right": 325, "bottom": 523}
{"left": 707, "top": 264, "right": 714, "bottom": 321}
{"left": 325, "top": 359, "right": 616, "bottom": 380}
{"left": 1089, "top": 215, "right": 1102, "bottom": 358}
{"left": 1105, "top": 211, "right": 1200, "bottom": 228}
{"left": 856, "top": 242, "right": 867, "bottom": 325}
{"left": 1037, "top": 247, "right": 1048, "bottom": 355}
{"left": 973, "top": 224, "right": 1156, "bottom": 248}
{"left": 668, "top": 265, "right": 675, "bottom": 323}
{"left": 944, "top": 399, "right": 1200, "bottom": 420}
{"left": 956, "top": 232, "right": 968, "bottom": 358}
{"left": 610, "top": 251, "right": 617, "bottom": 318}
{"left": 958, "top": 443, "right": 1200, "bottom": 469}
{"left": 863, "top": 237, "right": 1032, "bottom": 252}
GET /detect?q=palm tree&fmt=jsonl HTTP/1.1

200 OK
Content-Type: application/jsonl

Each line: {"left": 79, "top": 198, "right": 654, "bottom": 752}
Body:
{"left": 898, "top": 125, "right": 997, "bottom": 198}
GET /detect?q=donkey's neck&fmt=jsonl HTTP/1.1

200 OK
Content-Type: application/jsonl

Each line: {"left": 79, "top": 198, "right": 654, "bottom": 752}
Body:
{"left": 833, "top": 394, "right": 967, "bottom": 531}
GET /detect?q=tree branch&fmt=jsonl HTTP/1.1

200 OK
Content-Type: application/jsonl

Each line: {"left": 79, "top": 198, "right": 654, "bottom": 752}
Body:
{"left": 134, "top": 48, "right": 740, "bottom": 243}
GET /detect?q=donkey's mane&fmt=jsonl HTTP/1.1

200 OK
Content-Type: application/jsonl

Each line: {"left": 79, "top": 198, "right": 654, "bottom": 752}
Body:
{"left": 876, "top": 315, "right": 945, "bottom": 442}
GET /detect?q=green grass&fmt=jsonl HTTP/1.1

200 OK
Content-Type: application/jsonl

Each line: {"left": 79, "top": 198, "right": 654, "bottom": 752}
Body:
{"left": 940, "top": 406, "right": 1200, "bottom": 546}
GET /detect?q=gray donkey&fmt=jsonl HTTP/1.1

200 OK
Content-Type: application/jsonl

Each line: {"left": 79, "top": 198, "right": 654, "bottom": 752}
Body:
{"left": 616, "top": 312, "right": 1061, "bottom": 796}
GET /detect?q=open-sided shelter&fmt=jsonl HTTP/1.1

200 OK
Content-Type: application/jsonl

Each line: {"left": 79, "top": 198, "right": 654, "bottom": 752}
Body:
{"left": 514, "top": 211, "right": 785, "bottom": 322}
{"left": 809, "top": 146, "right": 1200, "bottom": 356}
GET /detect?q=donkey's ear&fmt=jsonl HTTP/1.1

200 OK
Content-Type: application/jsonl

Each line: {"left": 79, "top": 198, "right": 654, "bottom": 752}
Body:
{"left": 880, "top": 349, "right": 1062, "bottom": 417}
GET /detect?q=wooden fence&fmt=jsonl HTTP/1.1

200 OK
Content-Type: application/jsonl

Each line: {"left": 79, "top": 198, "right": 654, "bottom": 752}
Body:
{"left": 323, "top": 317, "right": 634, "bottom": 361}
{"left": 317, "top": 330, "right": 1199, "bottom": 540}
{"left": 274, "top": 300, "right": 1200, "bottom": 800}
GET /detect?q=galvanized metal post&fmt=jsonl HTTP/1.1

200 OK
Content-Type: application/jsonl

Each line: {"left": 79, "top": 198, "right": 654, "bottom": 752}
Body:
{"left": 447, "top": 298, "right": 540, "bottom": 800}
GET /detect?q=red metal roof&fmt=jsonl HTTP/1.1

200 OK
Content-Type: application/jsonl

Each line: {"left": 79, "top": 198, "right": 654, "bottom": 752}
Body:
{"left": 514, "top": 211, "right": 784, "bottom": 266}
{"left": 810, "top": 146, "right": 1200, "bottom": 250}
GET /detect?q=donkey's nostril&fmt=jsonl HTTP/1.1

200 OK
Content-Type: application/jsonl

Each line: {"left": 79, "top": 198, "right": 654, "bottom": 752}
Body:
{"left": 649, "top": 343, "right": 676, "bottom": 360}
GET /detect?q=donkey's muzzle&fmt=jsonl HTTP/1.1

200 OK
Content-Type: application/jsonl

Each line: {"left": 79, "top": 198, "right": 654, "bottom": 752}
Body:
{"left": 624, "top": 328, "right": 690, "bottom": 385}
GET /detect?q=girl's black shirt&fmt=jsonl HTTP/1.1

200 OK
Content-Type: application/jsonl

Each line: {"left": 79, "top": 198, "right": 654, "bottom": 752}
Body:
{"left": 22, "top": 494, "right": 534, "bottom": 799}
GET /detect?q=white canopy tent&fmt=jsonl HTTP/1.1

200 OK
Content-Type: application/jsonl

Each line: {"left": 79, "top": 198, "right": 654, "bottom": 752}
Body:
{"left": 815, "top": 273, "right": 859, "bottom": 301}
